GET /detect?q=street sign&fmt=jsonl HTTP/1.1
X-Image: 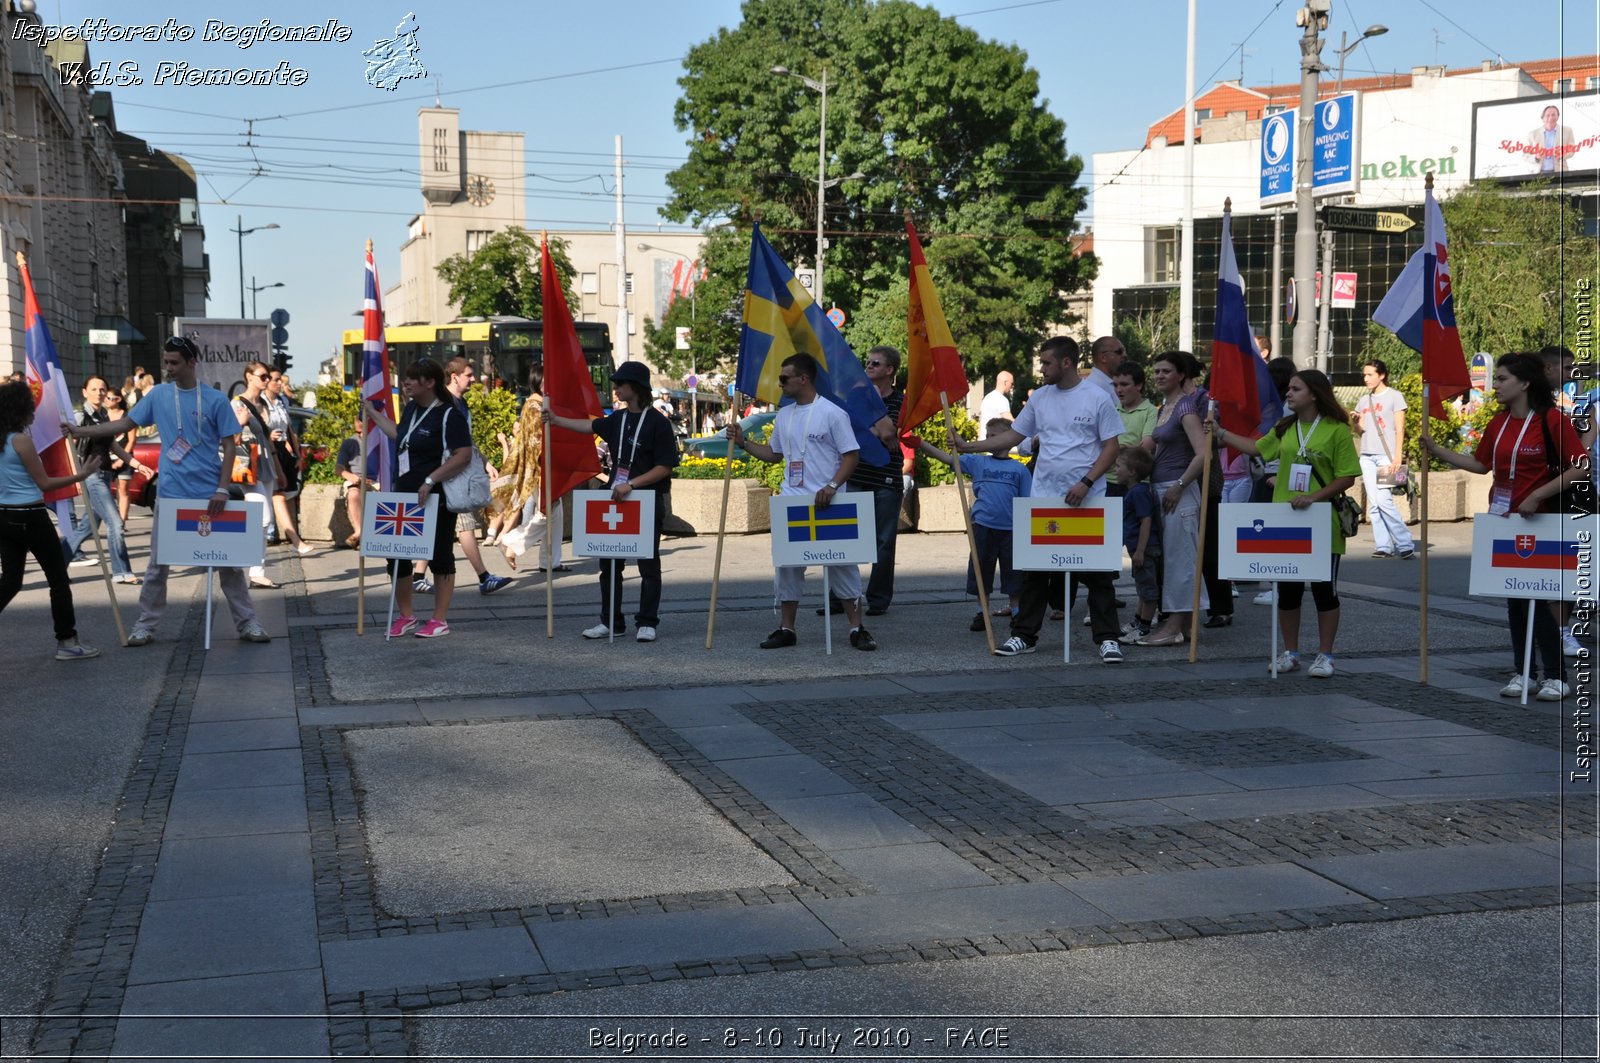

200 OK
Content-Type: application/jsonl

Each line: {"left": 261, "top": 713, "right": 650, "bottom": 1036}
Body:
{"left": 87, "top": 329, "right": 118, "bottom": 345}
{"left": 826, "top": 307, "right": 846, "bottom": 328}
{"left": 1259, "top": 112, "right": 1296, "bottom": 208}
{"left": 1322, "top": 206, "right": 1416, "bottom": 233}
{"left": 1312, "top": 94, "right": 1360, "bottom": 198}
{"left": 1331, "top": 272, "right": 1357, "bottom": 309}
{"left": 1284, "top": 278, "right": 1296, "bottom": 325}
{"left": 796, "top": 268, "right": 816, "bottom": 293}
{"left": 270, "top": 308, "right": 290, "bottom": 327}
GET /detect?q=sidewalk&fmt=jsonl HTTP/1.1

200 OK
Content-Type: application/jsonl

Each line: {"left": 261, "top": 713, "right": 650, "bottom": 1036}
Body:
{"left": 4, "top": 521, "right": 1596, "bottom": 1060}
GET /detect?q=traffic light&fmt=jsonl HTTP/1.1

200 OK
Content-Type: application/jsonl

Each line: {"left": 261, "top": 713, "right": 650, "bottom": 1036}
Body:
{"left": 270, "top": 309, "right": 289, "bottom": 376}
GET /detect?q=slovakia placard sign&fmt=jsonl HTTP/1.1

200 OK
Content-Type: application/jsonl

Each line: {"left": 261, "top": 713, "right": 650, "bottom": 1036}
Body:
{"left": 155, "top": 497, "right": 266, "bottom": 567}
{"left": 1010, "top": 498, "right": 1123, "bottom": 572}
{"left": 361, "top": 491, "right": 440, "bottom": 561}
{"left": 769, "top": 492, "right": 877, "bottom": 567}
{"left": 1468, "top": 513, "right": 1589, "bottom": 601}
{"left": 1217, "top": 503, "right": 1332, "bottom": 583}
{"left": 570, "top": 489, "right": 658, "bottom": 559}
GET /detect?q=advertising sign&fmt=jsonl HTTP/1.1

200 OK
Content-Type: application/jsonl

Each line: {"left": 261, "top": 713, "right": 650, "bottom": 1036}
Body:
{"left": 1259, "top": 111, "right": 1296, "bottom": 208}
{"left": 769, "top": 492, "right": 877, "bottom": 567}
{"left": 1468, "top": 513, "right": 1589, "bottom": 601}
{"left": 1472, "top": 92, "right": 1600, "bottom": 180}
{"left": 1312, "top": 93, "right": 1360, "bottom": 197}
{"left": 1217, "top": 503, "right": 1332, "bottom": 583}
{"left": 1331, "top": 272, "right": 1357, "bottom": 309}
{"left": 155, "top": 497, "right": 266, "bottom": 567}
{"left": 1470, "top": 352, "right": 1492, "bottom": 392}
{"left": 1010, "top": 499, "right": 1123, "bottom": 572}
{"left": 171, "top": 318, "right": 274, "bottom": 395}
{"left": 360, "top": 492, "right": 440, "bottom": 561}
{"left": 570, "top": 489, "right": 658, "bottom": 559}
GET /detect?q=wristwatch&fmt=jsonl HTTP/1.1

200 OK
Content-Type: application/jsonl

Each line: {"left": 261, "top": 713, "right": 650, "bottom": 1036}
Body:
{"left": 423, "top": 475, "right": 435, "bottom": 486}
{"left": 1079, "top": 476, "right": 1094, "bottom": 487}
{"left": 824, "top": 481, "right": 839, "bottom": 491}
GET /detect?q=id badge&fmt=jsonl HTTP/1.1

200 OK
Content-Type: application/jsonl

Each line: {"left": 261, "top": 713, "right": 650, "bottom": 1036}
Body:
{"left": 787, "top": 459, "right": 805, "bottom": 488}
{"left": 1489, "top": 485, "right": 1512, "bottom": 516}
{"left": 166, "top": 437, "right": 192, "bottom": 465}
{"left": 1287, "top": 463, "right": 1312, "bottom": 493}
{"left": 398, "top": 450, "right": 411, "bottom": 479}
{"left": 613, "top": 465, "right": 631, "bottom": 486}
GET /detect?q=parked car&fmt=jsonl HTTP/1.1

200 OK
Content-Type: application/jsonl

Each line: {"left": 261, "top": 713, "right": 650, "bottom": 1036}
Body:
{"left": 124, "top": 406, "right": 318, "bottom": 508}
{"left": 680, "top": 410, "right": 776, "bottom": 460}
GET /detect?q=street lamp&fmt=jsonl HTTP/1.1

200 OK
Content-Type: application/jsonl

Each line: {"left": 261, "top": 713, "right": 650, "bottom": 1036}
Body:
{"left": 771, "top": 64, "right": 833, "bottom": 308}
{"left": 231, "top": 216, "right": 280, "bottom": 317}
{"left": 248, "top": 277, "right": 284, "bottom": 318}
{"left": 1336, "top": 24, "right": 1387, "bottom": 93}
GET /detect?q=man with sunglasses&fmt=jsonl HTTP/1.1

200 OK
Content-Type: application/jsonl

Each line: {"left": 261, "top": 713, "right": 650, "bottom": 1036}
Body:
{"left": 66, "top": 336, "right": 271, "bottom": 646}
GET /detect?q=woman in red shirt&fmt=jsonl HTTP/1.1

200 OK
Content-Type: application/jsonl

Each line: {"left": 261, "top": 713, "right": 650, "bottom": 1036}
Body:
{"left": 1424, "top": 353, "right": 1586, "bottom": 701}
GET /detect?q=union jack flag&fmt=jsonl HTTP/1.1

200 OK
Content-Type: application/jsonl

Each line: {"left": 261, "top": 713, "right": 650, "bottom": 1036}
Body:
{"left": 362, "top": 244, "right": 394, "bottom": 491}
{"left": 375, "top": 499, "right": 426, "bottom": 537}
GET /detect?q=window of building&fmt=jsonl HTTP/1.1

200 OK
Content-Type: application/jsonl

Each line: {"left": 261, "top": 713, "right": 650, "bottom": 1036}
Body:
{"left": 1194, "top": 108, "right": 1212, "bottom": 121}
{"left": 1555, "top": 78, "right": 1573, "bottom": 95}
{"left": 1588, "top": 75, "right": 1600, "bottom": 90}
{"left": 465, "top": 230, "right": 491, "bottom": 255}
{"left": 580, "top": 272, "right": 598, "bottom": 295}
{"left": 1264, "top": 104, "right": 1288, "bottom": 115}
{"left": 432, "top": 128, "right": 449, "bottom": 172}
{"left": 1147, "top": 226, "right": 1180, "bottom": 284}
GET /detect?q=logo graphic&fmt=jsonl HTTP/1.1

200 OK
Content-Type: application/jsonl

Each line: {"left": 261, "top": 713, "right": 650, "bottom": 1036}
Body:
{"left": 586, "top": 499, "right": 641, "bottom": 536}
{"left": 1264, "top": 115, "right": 1290, "bottom": 164}
{"left": 364, "top": 13, "right": 425, "bottom": 91}
{"left": 176, "top": 509, "right": 246, "bottom": 535}
{"left": 786, "top": 502, "right": 859, "bottom": 543}
{"left": 1029, "top": 508, "right": 1104, "bottom": 546}
{"left": 1322, "top": 99, "right": 1341, "bottom": 130}
{"left": 1236, "top": 519, "right": 1313, "bottom": 554}
{"left": 1493, "top": 536, "right": 1578, "bottom": 571}
{"left": 375, "top": 500, "right": 426, "bottom": 537}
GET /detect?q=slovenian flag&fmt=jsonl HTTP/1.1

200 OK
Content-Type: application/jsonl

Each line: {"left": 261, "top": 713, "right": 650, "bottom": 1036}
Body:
{"left": 1492, "top": 535, "right": 1580, "bottom": 571}
{"left": 374, "top": 500, "right": 427, "bottom": 538}
{"left": 786, "top": 501, "right": 860, "bottom": 543}
{"left": 586, "top": 498, "right": 642, "bottom": 536}
{"left": 1236, "top": 519, "right": 1313, "bottom": 554}
{"left": 1031, "top": 508, "right": 1105, "bottom": 546}
{"left": 175, "top": 509, "right": 248, "bottom": 533}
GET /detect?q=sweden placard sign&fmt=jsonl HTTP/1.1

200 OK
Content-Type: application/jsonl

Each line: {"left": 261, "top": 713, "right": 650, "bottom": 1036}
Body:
{"left": 769, "top": 492, "right": 877, "bottom": 567}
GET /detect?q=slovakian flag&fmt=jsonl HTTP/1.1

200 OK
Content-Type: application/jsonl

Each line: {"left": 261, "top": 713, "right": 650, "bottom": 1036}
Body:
{"left": 1372, "top": 181, "right": 1471, "bottom": 420}
{"left": 1236, "top": 518, "right": 1314, "bottom": 554}
{"left": 540, "top": 236, "right": 603, "bottom": 511}
{"left": 900, "top": 219, "right": 970, "bottom": 434}
{"left": 373, "top": 499, "right": 427, "bottom": 538}
{"left": 362, "top": 242, "right": 394, "bottom": 491}
{"left": 18, "top": 254, "right": 77, "bottom": 506}
{"left": 1208, "top": 207, "right": 1278, "bottom": 439}
{"left": 786, "top": 501, "right": 860, "bottom": 543}
{"left": 586, "top": 498, "right": 642, "bottom": 536}
{"left": 1492, "top": 534, "right": 1580, "bottom": 571}
{"left": 1030, "top": 508, "right": 1105, "bottom": 546}
{"left": 175, "top": 509, "right": 248, "bottom": 534}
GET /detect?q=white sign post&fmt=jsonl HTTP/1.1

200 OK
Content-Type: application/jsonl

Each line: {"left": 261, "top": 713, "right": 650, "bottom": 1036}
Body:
{"left": 1217, "top": 503, "right": 1332, "bottom": 677}
{"left": 1468, "top": 513, "right": 1589, "bottom": 705}
{"left": 361, "top": 492, "right": 441, "bottom": 641}
{"left": 769, "top": 492, "right": 878, "bottom": 656}
{"left": 572, "top": 489, "right": 659, "bottom": 644}
{"left": 1010, "top": 498, "right": 1124, "bottom": 663}
{"left": 155, "top": 497, "right": 266, "bottom": 650}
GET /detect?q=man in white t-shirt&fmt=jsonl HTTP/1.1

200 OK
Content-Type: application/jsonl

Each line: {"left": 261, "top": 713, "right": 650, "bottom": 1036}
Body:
{"left": 978, "top": 371, "right": 1014, "bottom": 435}
{"left": 729, "top": 353, "right": 878, "bottom": 652}
{"left": 956, "top": 336, "right": 1124, "bottom": 662}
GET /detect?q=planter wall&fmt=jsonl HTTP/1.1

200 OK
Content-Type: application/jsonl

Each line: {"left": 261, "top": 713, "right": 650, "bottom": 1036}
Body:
{"left": 1354, "top": 468, "right": 1489, "bottom": 524}
{"left": 665, "top": 478, "right": 773, "bottom": 535}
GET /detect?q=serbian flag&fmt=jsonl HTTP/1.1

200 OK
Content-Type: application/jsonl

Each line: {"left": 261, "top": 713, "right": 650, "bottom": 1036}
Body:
{"left": 541, "top": 236, "right": 603, "bottom": 510}
{"left": 1492, "top": 534, "right": 1580, "bottom": 571}
{"left": 786, "top": 501, "right": 860, "bottom": 543}
{"left": 175, "top": 509, "right": 248, "bottom": 534}
{"left": 900, "top": 219, "right": 970, "bottom": 434}
{"left": 361, "top": 243, "right": 394, "bottom": 491}
{"left": 1030, "top": 508, "right": 1105, "bottom": 546}
{"left": 586, "top": 498, "right": 641, "bottom": 536}
{"left": 1236, "top": 518, "right": 1314, "bottom": 554}
{"left": 1372, "top": 182, "right": 1471, "bottom": 420}
{"left": 1208, "top": 208, "right": 1277, "bottom": 439}
{"left": 19, "top": 256, "right": 77, "bottom": 506}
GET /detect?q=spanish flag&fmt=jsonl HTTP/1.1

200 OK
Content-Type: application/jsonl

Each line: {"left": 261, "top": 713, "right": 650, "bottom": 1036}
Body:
{"left": 1030, "top": 508, "right": 1105, "bottom": 546}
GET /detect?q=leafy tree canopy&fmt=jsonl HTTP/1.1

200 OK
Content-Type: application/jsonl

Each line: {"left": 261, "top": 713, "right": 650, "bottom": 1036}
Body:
{"left": 436, "top": 230, "right": 578, "bottom": 320}
{"left": 661, "top": 0, "right": 1094, "bottom": 384}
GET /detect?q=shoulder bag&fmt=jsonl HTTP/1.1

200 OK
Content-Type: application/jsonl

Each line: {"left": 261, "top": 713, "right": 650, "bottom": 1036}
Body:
{"left": 1371, "top": 401, "right": 1415, "bottom": 500}
{"left": 440, "top": 405, "right": 492, "bottom": 513}
{"left": 1311, "top": 465, "right": 1361, "bottom": 538}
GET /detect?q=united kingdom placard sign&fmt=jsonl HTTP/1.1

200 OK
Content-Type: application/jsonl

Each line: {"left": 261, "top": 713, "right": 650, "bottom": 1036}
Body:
{"left": 155, "top": 497, "right": 266, "bottom": 567}
{"left": 571, "top": 489, "right": 657, "bottom": 559}
{"left": 360, "top": 491, "right": 439, "bottom": 561}
{"left": 1010, "top": 498, "right": 1123, "bottom": 572}
{"left": 1468, "top": 513, "right": 1587, "bottom": 601}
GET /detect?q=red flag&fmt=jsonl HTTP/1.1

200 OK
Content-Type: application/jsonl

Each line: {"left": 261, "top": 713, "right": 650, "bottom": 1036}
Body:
{"left": 585, "top": 497, "right": 641, "bottom": 536}
{"left": 19, "top": 256, "right": 77, "bottom": 504}
{"left": 900, "top": 220, "right": 969, "bottom": 433}
{"left": 540, "top": 237, "right": 602, "bottom": 510}
{"left": 1372, "top": 183, "right": 1470, "bottom": 420}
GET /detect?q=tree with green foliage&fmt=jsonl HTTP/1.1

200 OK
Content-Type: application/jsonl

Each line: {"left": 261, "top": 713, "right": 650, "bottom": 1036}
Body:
{"left": 436, "top": 230, "right": 578, "bottom": 319}
{"left": 661, "top": 0, "right": 1093, "bottom": 385}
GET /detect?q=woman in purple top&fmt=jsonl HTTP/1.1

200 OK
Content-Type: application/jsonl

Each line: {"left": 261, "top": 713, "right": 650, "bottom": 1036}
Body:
{"left": 1134, "top": 351, "right": 1209, "bottom": 646}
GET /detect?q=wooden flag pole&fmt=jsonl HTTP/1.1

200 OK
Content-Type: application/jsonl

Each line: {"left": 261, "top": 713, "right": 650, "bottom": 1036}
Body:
{"left": 941, "top": 395, "right": 996, "bottom": 654}
{"left": 357, "top": 414, "right": 369, "bottom": 637}
{"left": 544, "top": 419, "right": 555, "bottom": 639}
{"left": 1188, "top": 401, "right": 1218, "bottom": 664}
{"left": 1419, "top": 383, "right": 1431, "bottom": 684}
{"left": 706, "top": 394, "right": 741, "bottom": 650}
{"left": 65, "top": 443, "right": 128, "bottom": 647}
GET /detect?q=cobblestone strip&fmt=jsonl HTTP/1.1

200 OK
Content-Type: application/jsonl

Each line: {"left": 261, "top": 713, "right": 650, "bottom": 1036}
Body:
{"left": 30, "top": 608, "right": 206, "bottom": 1061}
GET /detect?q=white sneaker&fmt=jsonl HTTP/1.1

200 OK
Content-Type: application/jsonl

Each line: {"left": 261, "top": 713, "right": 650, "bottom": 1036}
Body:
{"left": 1537, "top": 678, "right": 1570, "bottom": 702}
{"left": 238, "top": 621, "right": 271, "bottom": 643}
{"left": 1500, "top": 674, "right": 1529, "bottom": 698}
{"left": 1253, "top": 589, "right": 1275, "bottom": 606}
{"left": 125, "top": 626, "right": 154, "bottom": 647}
{"left": 582, "top": 623, "right": 620, "bottom": 639}
{"left": 1270, "top": 651, "right": 1300, "bottom": 673}
{"left": 1562, "top": 630, "right": 1586, "bottom": 658}
{"left": 993, "top": 635, "right": 1036, "bottom": 656}
{"left": 636, "top": 625, "right": 657, "bottom": 642}
{"left": 1308, "top": 653, "right": 1335, "bottom": 678}
{"left": 1098, "top": 640, "right": 1123, "bottom": 664}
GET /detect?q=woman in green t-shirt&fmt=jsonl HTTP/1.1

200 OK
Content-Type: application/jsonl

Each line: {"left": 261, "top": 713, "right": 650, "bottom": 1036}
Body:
{"left": 1211, "top": 369, "right": 1360, "bottom": 678}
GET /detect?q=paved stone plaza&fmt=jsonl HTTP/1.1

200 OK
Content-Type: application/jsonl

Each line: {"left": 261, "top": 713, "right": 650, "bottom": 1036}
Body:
{"left": 1, "top": 520, "right": 1595, "bottom": 1061}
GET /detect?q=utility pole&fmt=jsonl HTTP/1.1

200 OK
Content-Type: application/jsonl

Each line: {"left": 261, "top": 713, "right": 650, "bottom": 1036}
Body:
{"left": 1316, "top": 227, "right": 1334, "bottom": 372}
{"left": 1291, "top": 0, "right": 1328, "bottom": 367}
{"left": 1268, "top": 208, "right": 1284, "bottom": 358}
{"left": 1179, "top": 0, "right": 1196, "bottom": 351}
{"left": 614, "top": 136, "right": 629, "bottom": 362}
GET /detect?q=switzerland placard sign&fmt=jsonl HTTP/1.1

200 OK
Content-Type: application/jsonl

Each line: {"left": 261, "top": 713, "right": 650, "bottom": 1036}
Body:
{"left": 1468, "top": 513, "right": 1589, "bottom": 601}
{"left": 1010, "top": 498, "right": 1123, "bottom": 572}
{"left": 570, "top": 489, "right": 657, "bottom": 559}
{"left": 154, "top": 497, "right": 266, "bottom": 567}
{"left": 1217, "top": 503, "right": 1332, "bottom": 583}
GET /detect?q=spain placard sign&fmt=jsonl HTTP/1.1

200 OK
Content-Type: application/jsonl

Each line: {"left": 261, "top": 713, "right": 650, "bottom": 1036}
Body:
{"left": 769, "top": 491, "right": 878, "bottom": 567}
{"left": 360, "top": 491, "right": 440, "bottom": 561}
{"left": 1010, "top": 498, "right": 1123, "bottom": 572}
{"left": 1217, "top": 503, "right": 1332, "bottom": 583}
{"left": 570, "top": 489, "right": 657, "bottom": 559}
{"left": 1468, "top": 513, "right": 1589, "bottom": 601}
{"left": 154, "top": 497, "right": 266, "bottom": 567}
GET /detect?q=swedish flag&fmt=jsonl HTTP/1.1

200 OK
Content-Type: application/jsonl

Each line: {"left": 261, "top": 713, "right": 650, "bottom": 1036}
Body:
{"left": 786, "top": 502, "right": 860, "bottom": 543}
{"left": 737, "top": 225, "right": 891, "bottom": 466}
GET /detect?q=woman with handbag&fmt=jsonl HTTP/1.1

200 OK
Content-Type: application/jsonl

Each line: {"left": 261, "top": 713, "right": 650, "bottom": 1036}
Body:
{"left": 366, "top": 358, "right": 472, "bottom": 638}
{"left": 1130, "top": 351, "right": 1208, "bottom": 647}
{"left": 1210, "top": 369, "right": 1360, "bottom": 678}
{"left": 232, "top": 362, "right": 297, "bottom": 589}
{"left": 1354, "top": 359, "right": 1416, "bottom": 559}
{"left": 264, "top": 369, "right": 313, "bottom": 558}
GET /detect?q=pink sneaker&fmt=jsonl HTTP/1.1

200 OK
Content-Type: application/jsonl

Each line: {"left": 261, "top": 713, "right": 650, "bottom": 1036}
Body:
{"left": 415, "top": 618, "right": 450, "bottom": 638}
{"left": 388, "top": 615, "right": 417, "bottom": 638}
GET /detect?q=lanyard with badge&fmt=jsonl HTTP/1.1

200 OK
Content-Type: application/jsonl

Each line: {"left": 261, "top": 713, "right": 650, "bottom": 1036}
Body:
{"left": 784, "top": 401, "right": 819, "bottom": 488}
{"left": 396, "top": 400, "right": 440, "bottom": 480}
{"left": 1285, "top": 416, "right": 1322, "bottom": 493}
{"left": 164, "top": 384, "right": 204, "bottom": 465}
{"left": 611, "top": 411, "right": 650, "bottom": 486}
{"left": 1487, "top": 413, "right": 1535, "bottom": 515}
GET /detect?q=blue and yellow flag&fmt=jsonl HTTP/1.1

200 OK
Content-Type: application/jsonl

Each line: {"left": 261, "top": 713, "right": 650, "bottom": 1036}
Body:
{"left": 737, "top": 225, "right": 890, "bottom": 466}
{"left": 786, "top": 501, "right": 861, "bottom": 543}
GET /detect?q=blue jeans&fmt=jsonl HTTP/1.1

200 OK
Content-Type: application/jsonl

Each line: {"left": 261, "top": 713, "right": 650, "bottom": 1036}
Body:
{"left": 863, "top": 479, "right": 904, "bottom": 611}
{"left": 63, "top": 471, "right": 132, "bottom": 576}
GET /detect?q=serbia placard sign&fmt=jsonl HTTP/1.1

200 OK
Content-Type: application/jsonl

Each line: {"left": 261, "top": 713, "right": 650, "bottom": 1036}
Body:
{"left": 1010, "top": 498, "right": 1123, "bottom": 572}
{"left": 1468, "top": 513, "right": 1589, "bottom": 601}
{"left": 1217, "top": 503, "right": 1332, "bottom": 583}
{"left": 360, "top": 492, "right": 440, "bottom": 561}
{"left": 570, "top": 489, "right": 658, "bottom": 559}
{"left": 155, "top": 497, "right": 266, "bottom": 567}
{"left": 769, "top": 492, "right": 878, "bottom": 567}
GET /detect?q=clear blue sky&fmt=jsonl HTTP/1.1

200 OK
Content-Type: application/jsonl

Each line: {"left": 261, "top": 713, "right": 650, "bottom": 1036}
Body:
{"left": 52, "top": 0, "right": 1599, "bottom": 374}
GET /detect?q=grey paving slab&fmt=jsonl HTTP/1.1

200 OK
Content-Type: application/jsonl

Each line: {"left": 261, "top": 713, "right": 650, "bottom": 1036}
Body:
{"left": 1340, "top": 734, "right": 1554, "bottom": 762}
{"left": 1527, "top": 840, "right": 1600, "bottom": 883}
{"left": 918, "top": 727, "right": 1031, "bottom": 755}
{"left": 827, "top": 842, "right": 999, "bottom": 893}
{"left": 1007, "top": 767, "right": 1240, "bottom": 806}
{"left": 1153, "top": 784, "right": 1401, "bottom": 821}
{"left": 717, "top": 753, "right": 859, "bottom": 803}
{"left": 297, "top": 701, "right": 426, "bottom": 727}
{"left": 599, "top": 687, "right": 762, "bottom": 715}
{"left": 149, "top": 832, "right": 310, "bottom": 902}
{"left": 742, "top": 677, "right": 913, "bottom": 702}
{"left": 183, "top": 717, "right": 300, "bottom": 755}
{"left": 1073, "top": 798, "right": 1194, "bottom": 826}
{"left": 1352, "top": 772, "right": 1568, "bottom": 800}
{"left": 190, "top": 644, "right": 288, "bottom": 676}
{"left": 952, "top": 743, "right": 1100, "bottom": 780}
{"left": 1072, "top": 738, "right": 1193, "bottom": 778}
{"left": 647, "top": 703, "right": 758, "bottom": 729}
{"left": 764, "top": 792, "right": 931, "bottom": 851}
{"left": 1064, "top": 863, "right": 1369, "bottom": 922}
{"left": 531, "top": 902, "right": 840, "bottom": 972}
{"left": 322, "top": 926, "right": 545, "bottom": 993}
{"left": 128, "top": 892, "right": 318, "bottom": 985}
{"left": 173, "top": 748, "right": 304, "bottom": 792}
{"left": 163, "top": 784, "right": 309, "bottom": 840}
{"left": 805, "top": 882, "right": 1106, "bottom": 946}
{"left": 1207, "top": 757, "right": 1427, "bottom": 791}
{"left": 417, "top": 692, "right": 596, "bottom": 723}
{"left": 673, "top": 722, "right": 800, "bottom": 761}
{"left": 1384, "top": 750, "right": 1560, "bottom": 776}
{"left": 894, "top": 670, "right": 1059, "bottom": 693}
{"left": 1289, "top": 718, "right": 1499, "bottom": 742}
{"left": 190, "top": 672, "right": 296, "bottom": 721}
{"left": 883, "top": 706, "right": 1063, "bottom": 731}
{"left": 1299, "top": 842, "right": 1568, "bottom": 899}
{"left": 1319, "top": 702, "right": 1435, "bottom": 724}
{"left": 113, "top": 968, "right": 327, "bottom": 1060}
{"left": 998, "top": 718, "right": 1183, "bottom": 741}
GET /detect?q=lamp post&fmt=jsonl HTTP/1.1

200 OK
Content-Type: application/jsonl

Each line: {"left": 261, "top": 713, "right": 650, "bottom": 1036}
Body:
{"left": 248, "top": 278, "right": 284, "bottom": 319}
{"left": 1336, "top": 24, "right": 1387, "bottom": 94}
{"left": 771, "top": 65, "right": 831, "bottom": 308}
{"left": 232, "top": 216, "right": 280, "bottom": 317}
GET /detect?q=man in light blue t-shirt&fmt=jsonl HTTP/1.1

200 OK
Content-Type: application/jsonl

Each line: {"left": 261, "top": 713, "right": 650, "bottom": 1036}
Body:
{"left": 68, "top": 336, "right": 268, "bottom": 647}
